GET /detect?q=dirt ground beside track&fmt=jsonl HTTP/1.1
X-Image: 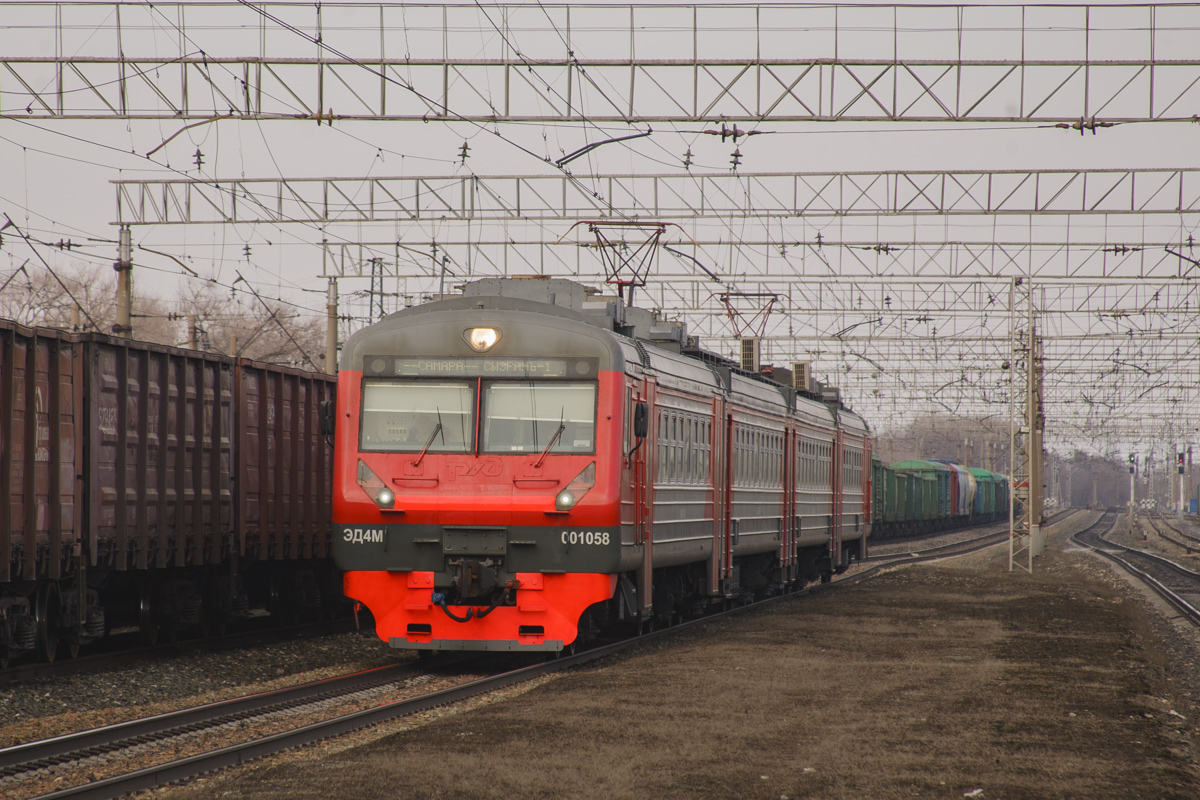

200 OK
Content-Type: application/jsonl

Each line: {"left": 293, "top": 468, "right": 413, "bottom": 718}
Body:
{"left": 152, "top": 512, "right": 1200, "bottom": 800}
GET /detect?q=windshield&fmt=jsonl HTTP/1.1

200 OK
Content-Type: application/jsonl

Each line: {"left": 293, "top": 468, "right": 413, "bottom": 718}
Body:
{"left": 483, "top": 382, "right": 596, "bottom": 454}
{"left": 359, "top": 380, "right": 473, "bottom": 452}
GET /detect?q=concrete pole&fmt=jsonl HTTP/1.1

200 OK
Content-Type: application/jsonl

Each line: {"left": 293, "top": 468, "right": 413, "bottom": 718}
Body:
{"left": 114, "top": 226, "right": 133, "bottom": 338}
{"left": 1129, "top": 457, "right": 1136, "bottom": 527}
{"left": 326, "top": 278, "right": 339, "bottom": 374}
{"left": 186, "top": 315, "right": 197, "bottom": 350}
{"left": 1180, "top": 448, "right": 1190, "bottom": 515}
{"left": 1180, "top": 454, "right": 1186, "bottom": 516}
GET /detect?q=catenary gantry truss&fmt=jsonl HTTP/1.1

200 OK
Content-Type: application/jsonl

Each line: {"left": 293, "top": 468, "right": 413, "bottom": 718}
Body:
{"left": 113, "top": 170, "right": 1200, "bottom": 225}
{"left": 109, "top": 171, "right": 1200, "bottom": 448}
{"left": 3, "top": 3, "right": 1200, "bottom": 122}
{"left": 8, "top": 2, "right": 1199, "bottom": 455}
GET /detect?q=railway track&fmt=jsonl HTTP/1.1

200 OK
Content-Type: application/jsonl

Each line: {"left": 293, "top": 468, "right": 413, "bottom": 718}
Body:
{"left": 1146, "top": 513, "right": 1200, "bottom": 552}
{"left": 2, "top": 655, "right": 487, "bottom": 800}
{"left": 5, "top": 509, "right": 1084, "bottom": 800}
{"left": 0, "top": 618, "right": 363, "bottom": 687}
{"left": 864, "top": 507, "right": 1078, "bottom": 563}
{"left": 1073, "top": 512, "right": 1200, "bottom": 628}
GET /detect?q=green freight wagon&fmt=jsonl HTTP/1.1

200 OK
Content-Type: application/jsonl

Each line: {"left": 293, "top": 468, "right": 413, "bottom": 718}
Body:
{"left": 890, "top": 460, "right": 952, "bottom": 523}
{"left": 967, "top": 468, "right": 996, "bottom": 518}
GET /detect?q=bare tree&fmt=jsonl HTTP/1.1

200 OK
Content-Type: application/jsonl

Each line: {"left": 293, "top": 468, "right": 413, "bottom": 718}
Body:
{"left": 173, "top": 280, "right": 325, "bottom": 368}
{"left": 875, "top": 414, "right": 1012, "bottom": 472}
{"left": 0, "top": 263, "right": 325, "bottom": 370}
{"left": 0, "top": 260, "right": 175, "bottom": 342}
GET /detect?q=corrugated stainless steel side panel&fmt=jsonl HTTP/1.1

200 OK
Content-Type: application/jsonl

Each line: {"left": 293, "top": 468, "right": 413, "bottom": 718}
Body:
{"left": 236, "top": 361, "right": 334, "bottom": 561}
{"left": 0, "top": 321, "right": 82, "bottom": 583}
{"left": 86, "top": 336, "right": 234, "bottom": 570}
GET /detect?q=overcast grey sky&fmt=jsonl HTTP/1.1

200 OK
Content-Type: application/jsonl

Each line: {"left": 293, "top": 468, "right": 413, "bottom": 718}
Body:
{"left": 2, "top": 1, "right": 1198, "bottom": 451}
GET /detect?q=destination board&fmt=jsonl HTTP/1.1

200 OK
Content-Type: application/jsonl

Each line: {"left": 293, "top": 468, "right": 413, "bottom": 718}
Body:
{"left": 363, "top": 356, "right": 597, "bottom": 378}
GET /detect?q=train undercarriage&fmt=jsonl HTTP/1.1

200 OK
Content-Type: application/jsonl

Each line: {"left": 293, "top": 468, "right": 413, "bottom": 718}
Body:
{"left": 0, "top": 559, "right": 345, "bottom": 665}
{"left": 582, "top": 542, "right": 866, "bottom": 647}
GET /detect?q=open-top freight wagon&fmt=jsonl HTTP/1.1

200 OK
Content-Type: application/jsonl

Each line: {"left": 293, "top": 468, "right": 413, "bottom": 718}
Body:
{"left": 869, "top": 456, "right": 1009, "bottom": 539}
{"left": 0, "top": 321, "right": 338, "bottom": 664}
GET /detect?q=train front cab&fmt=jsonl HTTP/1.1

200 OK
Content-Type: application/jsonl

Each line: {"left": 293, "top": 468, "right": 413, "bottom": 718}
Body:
{"left": 332, "top": 299, "right": 631, "bottom": 652}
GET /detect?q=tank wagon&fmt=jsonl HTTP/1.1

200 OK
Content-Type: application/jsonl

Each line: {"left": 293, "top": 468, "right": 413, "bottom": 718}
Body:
{"left": 1, "top": 321, "right": 337, "bottom": 664}
{"left": 331, "top": 278, "right": 872, "bottom": 653}
{"left": 869, "top": 456, "right": 1009, "bottom": 539}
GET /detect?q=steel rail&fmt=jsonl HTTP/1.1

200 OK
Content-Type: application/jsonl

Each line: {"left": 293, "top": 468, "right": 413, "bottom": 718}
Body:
{"left": 864, "top": 508, "right": 1077, "bottom": 560}
{"left": 1154, "top": 515, "right": 1200, "bottom": 548}
{"left": 17, "top": 507, "right": 1082, "bottom": 799}
{"left": 0, "top": 662, "right": 417, "bottom": 773}
{"left": 0, "top": 619, "right": 363, "bottom": 687}
{"left": 1073, "top": 512, "right": 1200, "bottom": 628}
{"left": 1142, "top": 514, "right": 1198, "bottom": 552}
{"left": 19, "top": 609, "right": 770, "bottom": 800}
{"left": 1104, "top": 532, "right": 1200, "bottom": 588}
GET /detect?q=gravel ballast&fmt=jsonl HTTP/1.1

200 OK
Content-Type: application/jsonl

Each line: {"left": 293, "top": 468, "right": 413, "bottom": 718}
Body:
{"left": 8, "top": 511, "right": 1200, "bottom": 799}
{"left": 0, "top": 630, "right": 401, "bottom": 748}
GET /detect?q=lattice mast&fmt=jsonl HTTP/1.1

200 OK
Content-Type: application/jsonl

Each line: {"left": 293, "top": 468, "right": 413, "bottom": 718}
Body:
{"left": 1010, "top": 278, "right": 1044, "bottom": 573}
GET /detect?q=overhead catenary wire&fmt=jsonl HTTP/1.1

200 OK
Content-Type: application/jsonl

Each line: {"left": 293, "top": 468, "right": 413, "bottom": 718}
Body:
{"left": 2, "top": 215, "right": 100, "bottom": 331}
{"left": 6, "top": 3, "right": 1200, "bottom": 453}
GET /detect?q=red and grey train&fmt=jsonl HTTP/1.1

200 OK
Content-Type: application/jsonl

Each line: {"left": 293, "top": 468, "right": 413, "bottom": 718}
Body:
{"left": 332, "top": 278, "right": 872, "bottom": 653}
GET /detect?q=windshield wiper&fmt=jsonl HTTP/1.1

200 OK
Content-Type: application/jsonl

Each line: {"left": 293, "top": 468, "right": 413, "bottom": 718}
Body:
{"left": 413, "top": 407, "right": 445, "bottom": 467}
{"left": 533, "top": 408, "right": 566, "bottom": 468}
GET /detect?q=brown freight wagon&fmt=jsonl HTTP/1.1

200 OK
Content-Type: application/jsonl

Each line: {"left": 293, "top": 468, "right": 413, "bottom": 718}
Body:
{"left": 0, "top": 321, "right": 337, "bottom": 664}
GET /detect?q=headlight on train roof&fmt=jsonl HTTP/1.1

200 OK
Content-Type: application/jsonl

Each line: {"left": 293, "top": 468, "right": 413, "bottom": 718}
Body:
{"left": 555, "top": 462, "right": 596, "bottom": 511}
{"left": 465, "top": 327, "right": 500, "bottom": 352}
{"left": 357, "top": 459, "right": 397, "bottom": 510}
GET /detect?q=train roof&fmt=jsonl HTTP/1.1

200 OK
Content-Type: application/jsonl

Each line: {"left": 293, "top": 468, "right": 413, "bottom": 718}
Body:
{"left": 347, "top": 277, "right": 858, "bottom": 430}
{"left": 890, "top": 459, "right": 952, "bottom": 472}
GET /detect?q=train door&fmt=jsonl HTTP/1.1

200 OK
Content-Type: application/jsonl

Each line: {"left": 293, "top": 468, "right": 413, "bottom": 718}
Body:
{"left": 829, "top": 429, "right": 843, "bottom": 578}
{"left": 630, "top": 379, "right": 655, "bottom": 625}
{"left": 782, "top": 424, "right": 796, "bottom": 584}
{"left": 707, "top": 395, "right": 725, "bottom": 597}
{"left": 722, "top": 410, "right": 736, "bottom": 596}
{"left": 860, "top": 437, "right": 872, "bottom": 559}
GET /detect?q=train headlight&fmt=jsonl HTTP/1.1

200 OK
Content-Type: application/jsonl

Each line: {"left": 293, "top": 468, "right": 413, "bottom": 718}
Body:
{"left": 554, "top": 462, "right": 596, "bottom": 511}
{"left": 465, "top": 327, "right": 500, "bottom": 352}
{"left": 357, "top": 460, "right": 397, "bottom": 509}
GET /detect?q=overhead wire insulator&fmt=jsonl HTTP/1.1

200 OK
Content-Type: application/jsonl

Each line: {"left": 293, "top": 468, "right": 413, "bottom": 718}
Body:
{"left": 730, "top": 148, "right": 742, "bottom": 170}
{"left": 459, "top": 141, "right": 470, "bottom": 165}
{"left": 194, "top": 148, "right": 204, "bottom": 170}
{"left": 1054, "top": 117, "right": 1116, "bottom": 135}
{"left": 702, "top": 123, "right": 761, "bottom": 143}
